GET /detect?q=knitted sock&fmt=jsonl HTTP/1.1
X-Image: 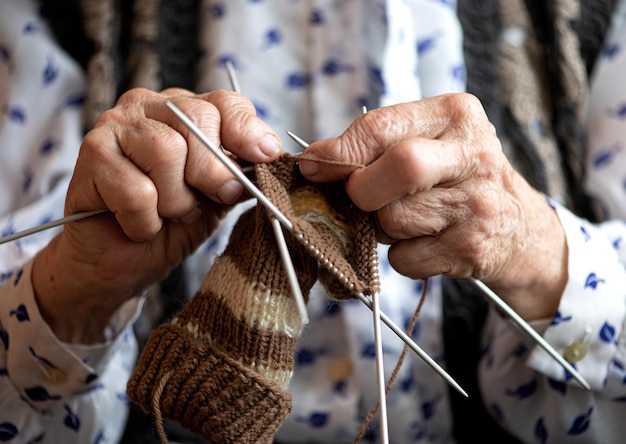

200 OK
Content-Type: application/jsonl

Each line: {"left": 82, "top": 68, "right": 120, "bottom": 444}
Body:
{"left": 127, "top": 154, "right": 379, "bottom": 443}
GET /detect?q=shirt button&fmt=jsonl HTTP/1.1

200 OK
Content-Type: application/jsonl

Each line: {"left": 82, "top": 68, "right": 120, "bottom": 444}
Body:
{"left": 43, "top": 367, "right": 68, "bottom": 385}
{"left": 563, "top": 341, "right": 588, "bottom": 363}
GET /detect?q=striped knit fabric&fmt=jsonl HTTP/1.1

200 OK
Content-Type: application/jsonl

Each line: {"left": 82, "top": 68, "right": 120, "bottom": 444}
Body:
{"left": 126, "top": 155, "right": 379, "bottom": 443}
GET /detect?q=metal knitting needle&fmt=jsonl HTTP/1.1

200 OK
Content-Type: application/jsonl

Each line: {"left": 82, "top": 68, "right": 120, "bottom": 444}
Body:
{"left": 0, "top": 166, "right": 254, "bottom": 246}
{"left": 230, "top": 69, "right": 384, "bottom": 441}
{"left": 0, "top": 210, "right": 107, "bottom": 245}
{"left": 224, "top": 60, "right": 309, "bottom": 325}
{"left": 353, "top": 291, "right": 466, "bottom": 397}
{"left": 271, "top": 217, "right": 310, "bottom": 324}
{"left": 359, "top": 106, "right": 389, "bottom": 443}
{"left": 286, "top": 131, "right": 590, "bottom": 391}
{"left": 170, "top": 102, "right": 290, "bottom": 225}
{"left": 167, "top": 102, "right": 469, "bottom": 399}
{"left": 371, "top": 286, "right": 390, "bottom": 443}
{"left": 225, "top": 60, "right": 242, "bottom": 96}
{"left": 470, "top": 278, "right": 590, "bottom": 389}
{"left": 167, "top": 101, "right": 312, "bottom": 323}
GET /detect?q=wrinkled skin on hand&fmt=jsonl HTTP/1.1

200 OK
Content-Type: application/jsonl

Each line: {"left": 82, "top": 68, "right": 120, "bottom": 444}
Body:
{"left": 33, "top": 88, "right": 283, "bottom": 343}
{"left": 300, "top": 93, "right": 567, "bottom": 321}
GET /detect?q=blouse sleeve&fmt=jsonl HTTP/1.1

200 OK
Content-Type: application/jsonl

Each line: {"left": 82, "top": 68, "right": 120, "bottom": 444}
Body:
{"left": 478, "top": 202, "right": 626, "bottom": 443}
{"left": 0, "top": 257, "right": 144, "bottom": 443}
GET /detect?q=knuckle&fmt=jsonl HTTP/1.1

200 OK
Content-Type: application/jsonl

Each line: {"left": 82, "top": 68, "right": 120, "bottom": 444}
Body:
{"left": 453, "top": 92, "right": 484, "bottom": 117}
{"left": 359, "top": 109, "right": 394, "bottom": 145}
{"left": 122, "top": 180, "right": 158, "bottom": 214}
{"left": 79, "top": 127, "right": 112, "bottom": 160}
{"left": 162, "top": 87, "right": 193, "bottom": 97}
{"left": 92, "top": 106, "right": 123, "bottom": 128}
{"left": 205, "top": 89, "right": 255, "bottom": 114}
{"left": 442, "top": 93, "right": 489, "bottom": 130}
{"left": 205, "top": 88, "right": 231, "bottom": 103}
{"left": 116, "top": 87, "right": 153, "bottom": 106}
{"left": 391, "top": 144, "right": 430, "bottom": 192}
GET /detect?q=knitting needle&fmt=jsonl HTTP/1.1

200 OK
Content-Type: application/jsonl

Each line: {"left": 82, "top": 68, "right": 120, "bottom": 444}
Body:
{"left": 224, "top": 60, "right": 309, "bottom": 325}
{"left": 167, "top": 100, "right": 311, "bottom": 314}
{"left": 372, "top": 286, "right": 389, "bottom": 443}
{"left": 271, "top": 217, "right": 310, "bottom": 324}
{"left": 230, "top": 69, "right": 385, "bottom": 441}
{"left": 470, "top": 278, "right": 590, "bottom": 389}
{"left": 359, "top": 106, "right": 389, "bottom": 443}
{"left": 353, "top": 291, "right": 466, "bottom": 397}
{"left": 285, "top": 131, "right": 590, "bottom": 391}
{"left": 166, "top": 101, "right": 469, "bottom": 399}
{"left": 225, "top": 60, "right": 241, "bottom": 96}
{"left": 0, "top": 210, "right": 107, "bottom": 245}
{"left": 0, "top": 166, "right": 256, "bottom": 246}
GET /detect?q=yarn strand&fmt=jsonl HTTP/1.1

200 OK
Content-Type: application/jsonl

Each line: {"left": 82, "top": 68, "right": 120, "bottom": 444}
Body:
{"left": 354, "top": 278, "right": 430, "bottom": 442}
{"left": 152, "top": 371, "right": 173, "bottom": 444}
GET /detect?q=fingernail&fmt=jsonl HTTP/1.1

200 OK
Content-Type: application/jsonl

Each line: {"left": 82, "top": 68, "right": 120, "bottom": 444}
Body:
{"left": 299, "top": 156, "right": 319, "bottom": 176}
{"left": 217, "top": 179, "right": 244, "bottom": 203}
{"left": 179, "top": 205, "right": 202, "bottom": 224}
{"left": 259, "top": 134, "right": 282, "bottom": 157}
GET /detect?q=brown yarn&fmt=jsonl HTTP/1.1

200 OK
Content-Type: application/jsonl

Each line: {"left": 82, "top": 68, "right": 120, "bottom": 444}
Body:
{"left": 152, "top": 371, "right": 172, "bottom": 444}
{"left": 302, "top": 156, "right": 366, "bottom": 171}
{"left": 257, "top": 154, "right": 380, "bottom": 299}
{"left": 354, "top": 278, "right": 430, "bottom": 443}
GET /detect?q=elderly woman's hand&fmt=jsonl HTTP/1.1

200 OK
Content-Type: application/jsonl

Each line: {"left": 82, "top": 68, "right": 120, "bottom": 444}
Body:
{"left": 33, "top": 88, "right": 283, "bottom": 343}
{"left": 300, "top": 93, "right": 566, "bottom": 321}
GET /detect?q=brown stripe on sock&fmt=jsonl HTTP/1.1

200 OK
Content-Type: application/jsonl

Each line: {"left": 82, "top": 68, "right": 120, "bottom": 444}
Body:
{"left": 127, "top": 324, "right": 291, "bottom": 443}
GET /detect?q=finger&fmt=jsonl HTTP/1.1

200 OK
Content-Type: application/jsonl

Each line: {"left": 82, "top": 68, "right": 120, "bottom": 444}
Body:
{"left": 118, "top": 117, "right": 201, "bottom": 220}
{"left": 142, "top": 92, "right": 283, "bottom": 202}
{"left": 300, "top": 93, "right": 488, "bottom": 182}
{"left": 69, "top": 130, "right": 163, "bottom": 241}
{"left": 374, "top": 186, "right": 470, "bottom": 242}
{"left": 93, "top": 90, "right": 206, "bottom": 217}
{"left": 144, "top": 90, "right": 283, "bottom": 162}
{"left": 200, "top": 90, "right": 284, "bottom": 160}
{"left": 344, "top": 137, "right": 466, "bottom": 212}
{"left": 386, "top": 234, "right": 472, "bottom": 281}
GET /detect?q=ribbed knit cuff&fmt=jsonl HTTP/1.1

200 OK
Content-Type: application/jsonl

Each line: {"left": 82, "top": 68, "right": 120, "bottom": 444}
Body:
{"left": 127, "top": 323, "right": 291, "bottom": 444}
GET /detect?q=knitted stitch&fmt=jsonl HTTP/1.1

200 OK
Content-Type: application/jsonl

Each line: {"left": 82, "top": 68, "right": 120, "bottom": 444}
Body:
{"left": 127, "top": 154, "right": 379, "bottom": 443}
